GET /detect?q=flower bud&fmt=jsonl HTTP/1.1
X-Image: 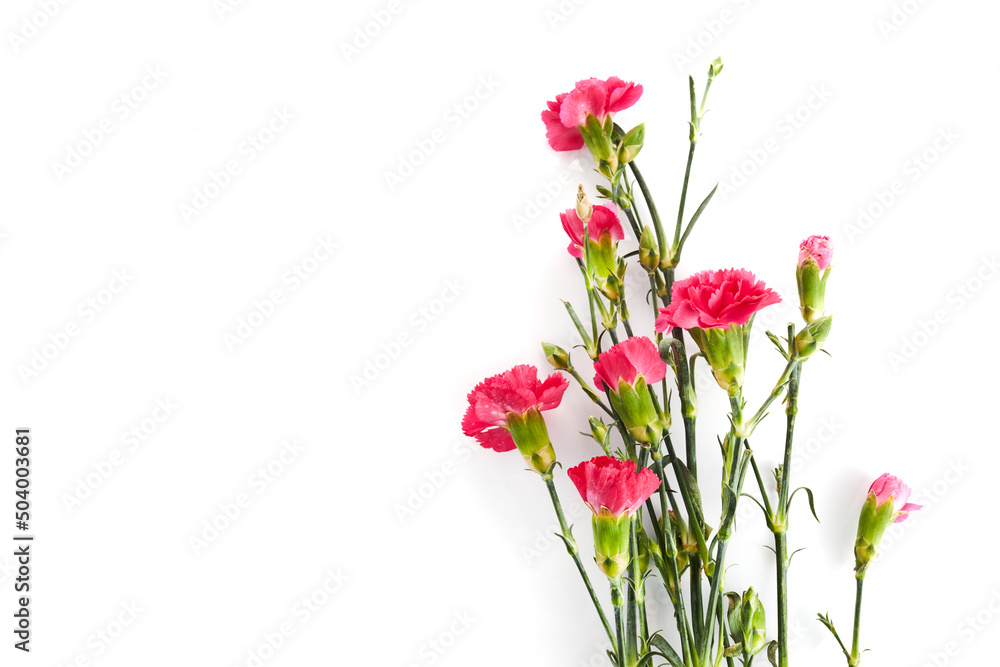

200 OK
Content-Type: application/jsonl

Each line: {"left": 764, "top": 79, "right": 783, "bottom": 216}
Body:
{"left": 794, "top": 316, "right": 833, "bottom": 359}
{"left": 639, "top": 225, "right": 659, "bottom": 272}
{"left": 854, "top": 473, "right": 922, "bottom": 577}
{"left": 505, "top": 407, "right": 557, "bottom": 475}
{"left": 541, "top": 341, "right": 571, "bottom": 371}
{"left": 727, "top": 588, "right": 767, "bottom": 657}
{"left": 796, "top": 235, "right": 833, "bottom": 323}
{"left": 618, "top": 123, "right": 645, "bottom": 164}
{"left": 708, "top": 56, "right": 724, "bottom": 80}
{"left": 635, "top": 524, "right": 652, "bottom": 574}
{"left": 589, "top": 417, "right": 610, "bottom": 447}
{"left": 576, "top": 184, "right": 592, "bottom": 224}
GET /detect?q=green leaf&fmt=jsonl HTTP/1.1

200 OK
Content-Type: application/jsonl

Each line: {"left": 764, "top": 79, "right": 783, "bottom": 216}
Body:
{"left": 766, "top": 330, "right": 787, "bottom": 358}
{"left": 676, "top": 183, "right": 718, "bottom": 254}
{"left": 767, "top": 640, "right": 779, "bottom": 666}
{"left": 723, "top": 643, "right": 743, "bottom": 658}
{"left": 790, "top": 486, "right": 820, "bottom": 523}
{"left": 673, "top": 459, "right": 704, "bottom": 525}
{"left": 649, "top": 635, "right": 684, "bottom": 667}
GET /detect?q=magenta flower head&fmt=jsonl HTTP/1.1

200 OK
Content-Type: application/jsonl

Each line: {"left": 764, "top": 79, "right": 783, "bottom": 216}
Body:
{"left": 592, "top": 337, "right": 669, "bottom": 444}
{"left": 854, "top": 473, "right": 923, "bottom": 577}
{"left": 561, "top": 203, "right": 625, "bottom": 294}
{"left": 655, "top": 268, "right": 781, "bottom": 395}
{"left": 796, "top": 235, "right": 833, "bottom": 323}
{"left": 541, "top": 77, "right": 643, "bottom": 152}
{"left": 462, "top": 365, "right": 569, "bottom": 475}
{"left": 568, "top": 456, "right": 661, "bottom": 579}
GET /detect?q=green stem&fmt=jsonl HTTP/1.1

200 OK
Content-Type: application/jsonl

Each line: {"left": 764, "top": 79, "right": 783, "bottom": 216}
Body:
{"left": 850, "top": 578, "right": 864, "bottom": 666}
{"left": 651, "top": 457, "right": 693, "bottom": 666}
{"left": 699, "top": 392, "right": 744, "bottom": 659}
{"left": 626, "top": 519, "right": 639, "bottom": 666}
{"left": 774, "top": 530, "right": 789, "bottom": 667}
{"left": 612, "top": 580, "right": 628, "bottom": 667}
{"left": 568, "top": 368, "right": 616, "bottom": 419}
{"left": 543, "top": 476, "right": 616, "bottom": 648}
{"left": 777, "top": 363, "right": 801, "bottom": 520}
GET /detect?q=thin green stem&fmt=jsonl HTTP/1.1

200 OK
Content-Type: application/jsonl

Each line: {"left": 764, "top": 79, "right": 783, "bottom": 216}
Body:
{"left": 568, "top": 368, "right": 615, "bottom": 419}
{"left": 626, "top": 519, "right": 639, "bottom": 666}
{"left": 612, "top": 580, "right": 628, "bottom": 667}
{"left": 777, "top": 362, "right": 801, "bottom": 521}
{"left": 850, "top": 578, "right": 864, "bottom": 666}
{"left": 543, "top": 476, "right": 616, "bottom": 647}
{"left": 774, "top": 531, "right": 789, "bottom": 667}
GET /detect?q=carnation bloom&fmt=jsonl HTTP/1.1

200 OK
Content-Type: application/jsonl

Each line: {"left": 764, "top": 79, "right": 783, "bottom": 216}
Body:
{"left": 655, "top": 268, "right": 781, "bottom": 331}
{"left": 854, "top": 473, "right": 923, "bottom": 576}
{"left": 568, "top": 456, "right": 661, "bottom": 579}
{"left": 542, "top": 77, "right": 643, "bottom": 151}
{"left": 462, "top": 365, "right": 568, "bottom": 473}
{"left": 796, "top": 235, "right": 833, "bottom": 323}
{"left": 655, "top": 269, "right": 781, "bottom": 395}
{"left": 593, "top": 336, "right": 667, "bottom": 391}
{"left": 560, "top": 204, "right": 624, "bottom": 259}
{"left": 868, "top": 473, "right": 922, "bottom": 524}
{"left": 568, "top": 456, "right": 661, "bottom": 518}
{"left": 592, "top": 337, "right": 668, "bottom": 444}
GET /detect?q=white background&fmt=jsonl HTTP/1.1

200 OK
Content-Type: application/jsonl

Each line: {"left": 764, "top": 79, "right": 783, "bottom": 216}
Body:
{"left": 1, "top": 0, "right": 997, "bottom": 665}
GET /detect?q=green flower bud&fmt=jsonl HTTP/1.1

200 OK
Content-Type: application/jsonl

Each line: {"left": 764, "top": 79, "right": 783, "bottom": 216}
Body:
{"left": 727, "top": 588, "right": 767, "bottom": 657}
{"left": 708, "top": 57, "right": 724, "bottom": 80}
{"left": 588, "top": 417, "right": 610, "bottom": 447}
{"left": 639, "top": 225, "right": 660, "bottom": 272}
{"left": 794, "top": 316, "right": 833, "bottom": 359}
{"left": 541, "top": 341, "right": 571, "bottom": 371}
{"left": 618, "top": 123, "right": 645, "bottom": 164}
{"left": 505, "top": 408, "right": 556, "bottom": 475}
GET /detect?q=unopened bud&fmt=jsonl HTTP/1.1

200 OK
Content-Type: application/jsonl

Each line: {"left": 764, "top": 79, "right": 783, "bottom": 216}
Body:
{"left": 541, "top": 341, "right": 571, "bottom": 371}
{"left": 794, "top": 316, "right": 833, "bottom": 359}
{"left": 639, "top": 225, "right": 659, "bottom": 272}
{"left": 576, "top": 184, "right": 592, "bottom": 224}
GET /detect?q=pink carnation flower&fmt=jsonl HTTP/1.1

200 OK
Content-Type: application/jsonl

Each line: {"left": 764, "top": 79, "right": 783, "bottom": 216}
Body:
{"left": 869, "top": 473, "right": 923, "bottom": 524}
{"left": 655, "top": 268, "right": 782, "bottom": 331}
{"left": 542, "top": 77, "right": 643, "bottom": 151}
{"left": 593, "top": 337, "right": 667, "bottom": 391}
{"left": 461, "top": 365, "right": 569, "bottom": 453}
{"left": 568, "top": 456, "right": 661, "bottom": 518}
{"left": 560, "top": 204, "right": 625, "bottom": 258}
{"left": 798, "top": 235, "right": 833, "bottom": 270}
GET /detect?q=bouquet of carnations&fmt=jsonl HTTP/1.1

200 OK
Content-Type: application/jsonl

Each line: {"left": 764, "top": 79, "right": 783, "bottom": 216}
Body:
{"left": 461, "top": 61, "right": 919, "bottom": 667}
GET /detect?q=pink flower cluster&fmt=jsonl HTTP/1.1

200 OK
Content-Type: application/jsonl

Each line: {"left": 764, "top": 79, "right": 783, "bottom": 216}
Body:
{"left": 542, "top": 77, "right": 643, "bottom": 151}
{"left": 655, "top": 268, "right": 782, "bottom": 331}
{"left": 461, "top": 365, "right": 568, "bottom": 453}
